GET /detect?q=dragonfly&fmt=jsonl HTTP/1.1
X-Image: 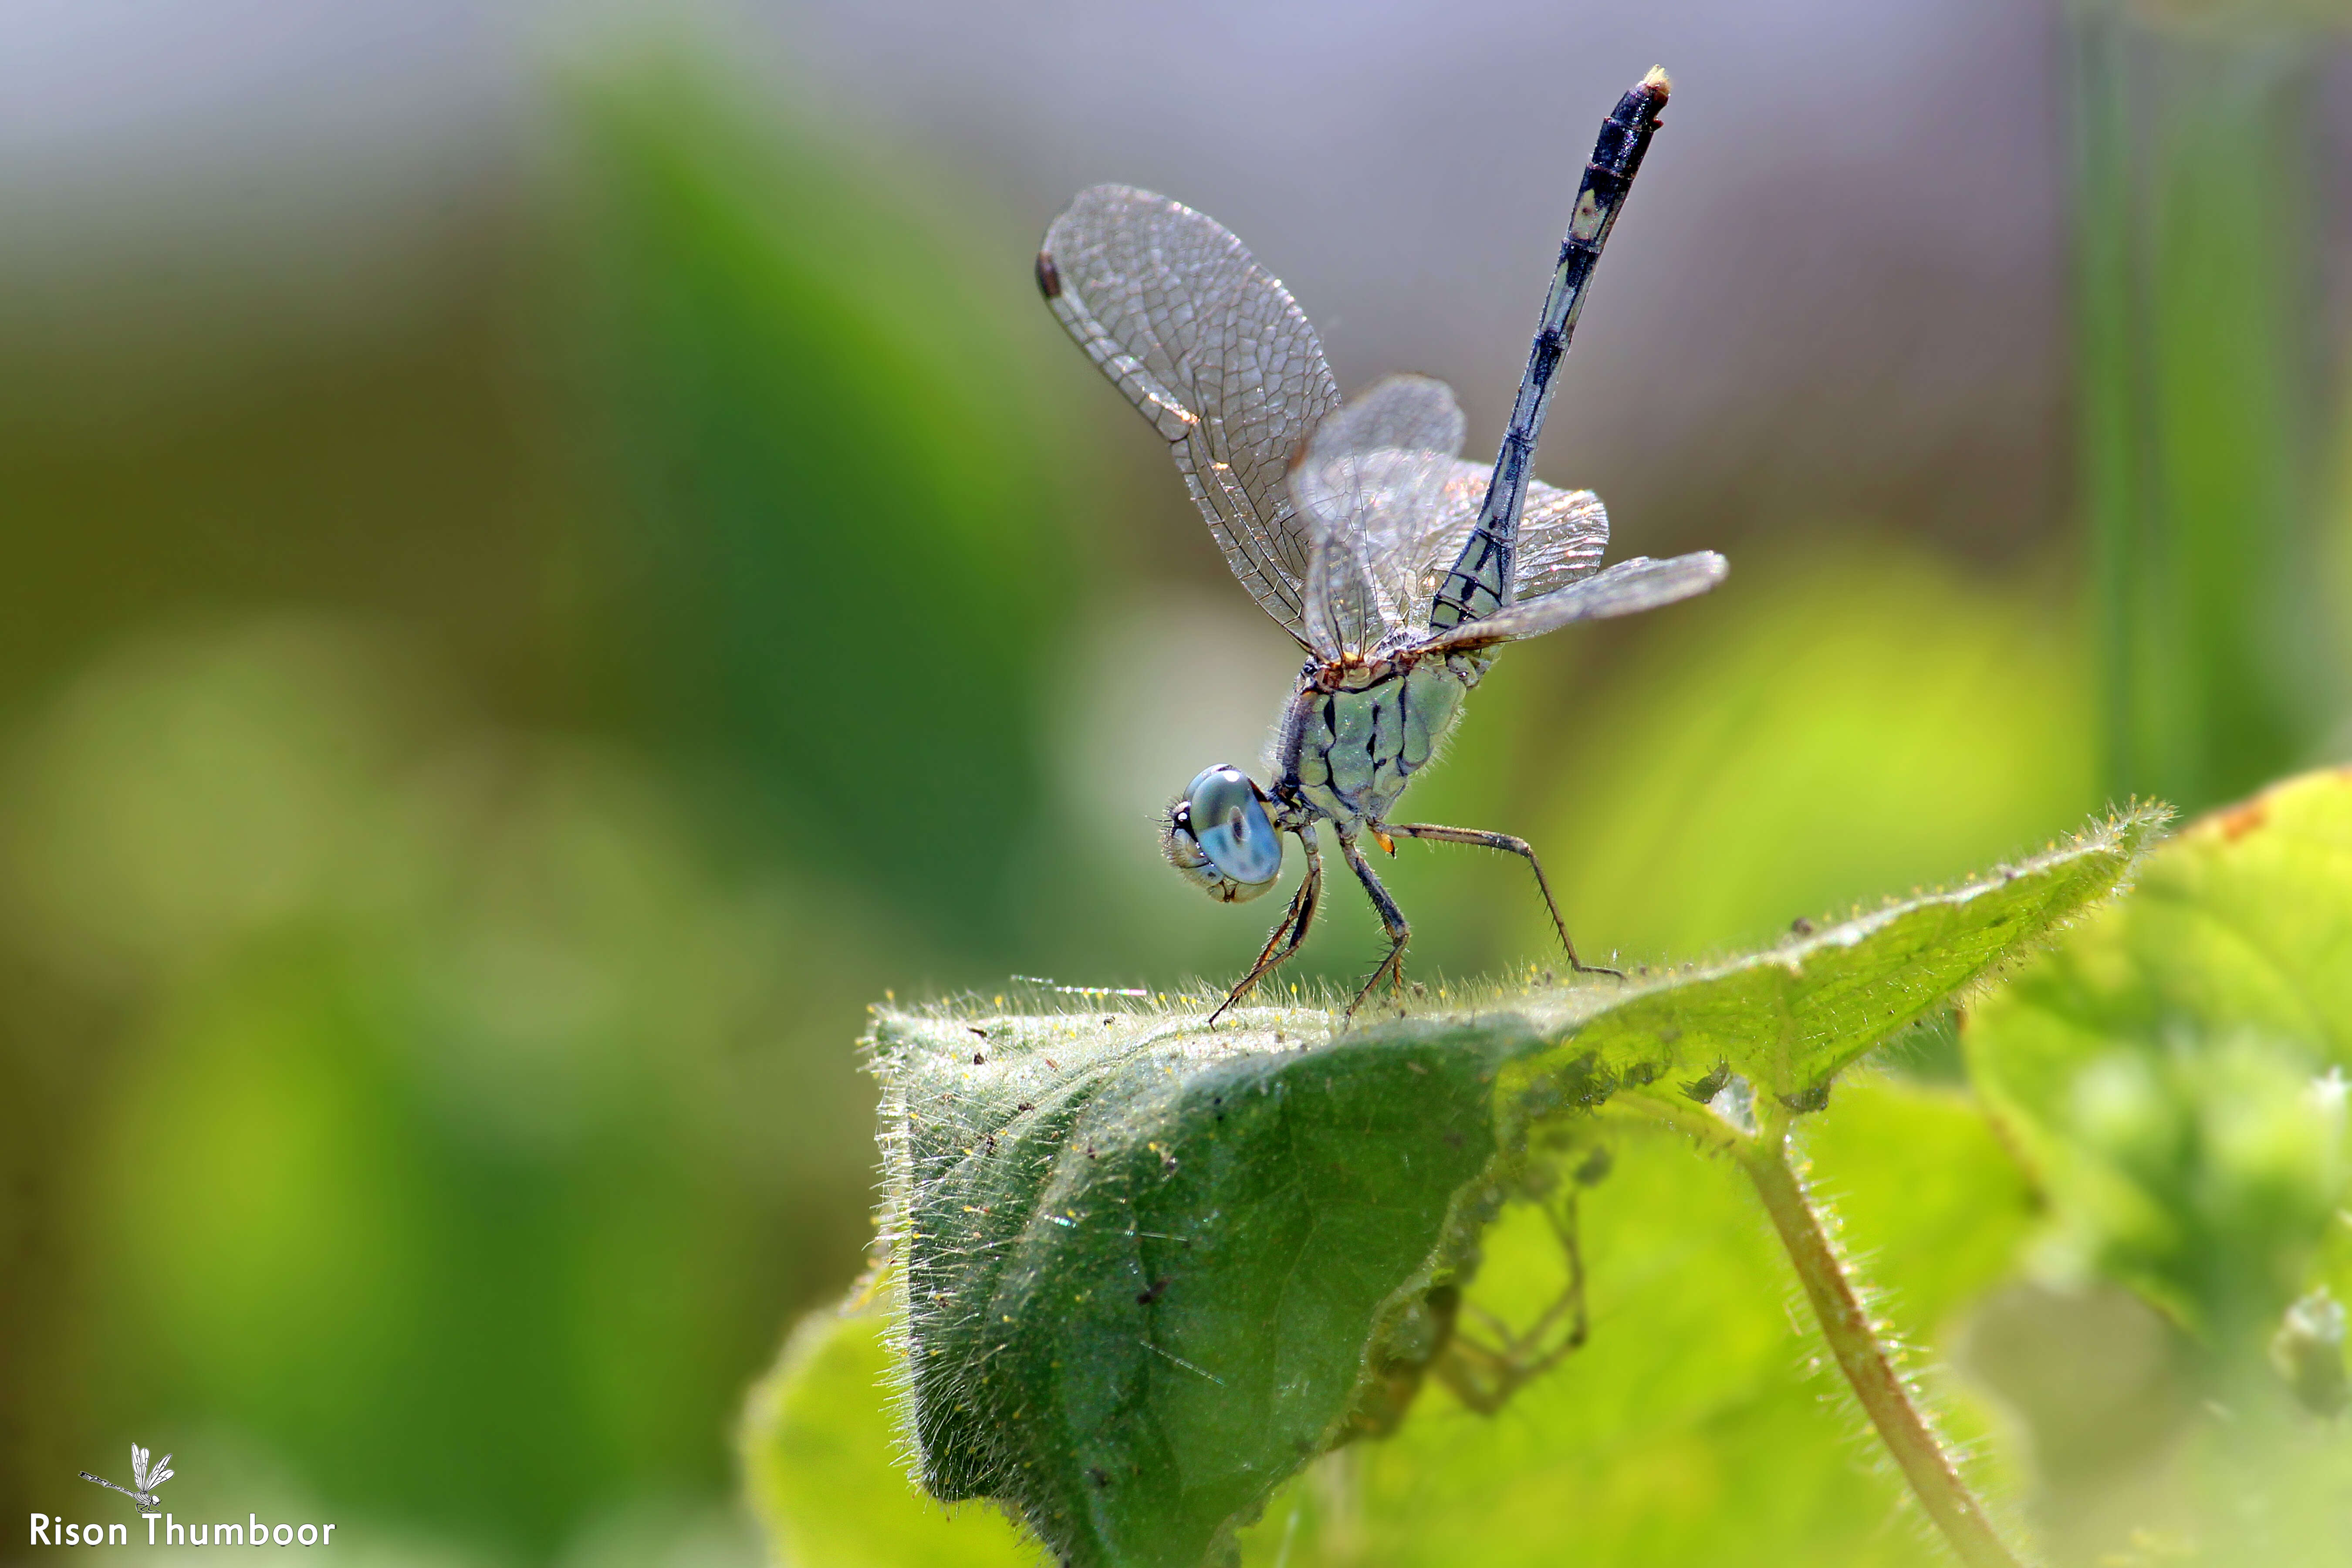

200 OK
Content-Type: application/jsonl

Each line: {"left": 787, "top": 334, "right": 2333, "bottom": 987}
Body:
{"left": 1036, "top": 68, "right": 1725, "bottom": 1021}
{"left": 81, "top": 1443, "right": 172, "bottom": 1509}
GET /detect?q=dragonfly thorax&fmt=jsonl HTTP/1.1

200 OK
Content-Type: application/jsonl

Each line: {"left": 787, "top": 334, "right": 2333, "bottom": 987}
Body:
{"left": 1277, "top": 656, "right": 1477, "bottom": 833}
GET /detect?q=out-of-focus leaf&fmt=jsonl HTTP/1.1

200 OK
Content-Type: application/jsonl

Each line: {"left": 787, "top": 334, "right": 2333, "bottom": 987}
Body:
{"left": 741, "top": 1301, "right": 1033, "bottom": 1568}
{"left": 1513, "top": 545, "right": 2097, "bottom": 968}
{"left": 1965, "top": 767, "right": 2352, "bottom": 1342}
{"left": 850, "top": 812, "right": 2148, "bottom": 1568}
{"left": 562, "top": 63, "right": 1081, "bottom": 949}
{"left": 1964, "top": 767, "right": 2352, "bottom": 1567}
{"left": 2075, "top": 6, "right": 2335, "bottom": 814}
{"left": 3, "top": 619, "right": 881, "bottom": 1553}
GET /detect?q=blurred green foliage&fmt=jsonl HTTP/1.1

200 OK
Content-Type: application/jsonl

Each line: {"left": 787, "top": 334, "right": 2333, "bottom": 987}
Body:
{"left": 2074, "top": 3, "right": 2342, "bottom": 813}
{"left": 1512, "top": 542, "right": 2095, "bottom": 963}
{"left": 563, "top": 61, "right": 1083, "bottom": 952}
{"left": 1970, "top": 771, "right": 2352, "bottom": 1345}
{"left": 1966, "top": 769, "right": 2352, "bottom": 1566}
{"left": 2, "top": 621, "right": 880, "bottom": 1554}
{"left": 3, "top": 53, "right": 1101, "bottom": 1562}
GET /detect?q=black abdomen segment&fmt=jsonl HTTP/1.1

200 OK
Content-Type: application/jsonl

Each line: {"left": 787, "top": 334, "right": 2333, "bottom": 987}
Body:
{"left": 1427, "top": 69, "right": 1670, "bottom": 632}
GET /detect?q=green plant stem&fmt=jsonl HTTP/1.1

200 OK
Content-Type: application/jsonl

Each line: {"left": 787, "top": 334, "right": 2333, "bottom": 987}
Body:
{"left": 1738, "top": 1129, "right": 2025, "bottom": 1568}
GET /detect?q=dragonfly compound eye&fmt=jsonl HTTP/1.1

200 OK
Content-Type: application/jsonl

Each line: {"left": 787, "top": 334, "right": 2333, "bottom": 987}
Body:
{"left": 1170, "top": 765, "right": 1281, "bottom": 901}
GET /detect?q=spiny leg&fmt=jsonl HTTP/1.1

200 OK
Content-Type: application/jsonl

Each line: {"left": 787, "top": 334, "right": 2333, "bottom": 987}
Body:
{"left": 1428, "top": 69, "right": 1671, "bottom": 633}
{"left": 1337, "top": 831, "right": 1412, "bottom": 1017}
{"left": 1385, "top": 821, "right": 1622, "bottom": 977}
{"left": 1210, "top": 827, "right": 1322, "bottom": 1023}
{"left": 1436, "top": 1188, "right": 1590, "bottom": 1416}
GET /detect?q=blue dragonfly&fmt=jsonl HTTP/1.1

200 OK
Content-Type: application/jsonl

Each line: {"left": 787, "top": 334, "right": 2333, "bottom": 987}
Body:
{"left": 1037, "top": 69, "right": 1724, "bottom": 1019}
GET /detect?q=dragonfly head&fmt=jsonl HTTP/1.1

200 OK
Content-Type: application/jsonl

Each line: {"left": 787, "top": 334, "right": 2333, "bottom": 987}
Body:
{"left": 1163, "top": 764, "right": 1283, "bottom": 903}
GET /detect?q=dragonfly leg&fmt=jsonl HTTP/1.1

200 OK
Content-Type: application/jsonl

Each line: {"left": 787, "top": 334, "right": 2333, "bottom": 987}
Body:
{"left": 1338, "top": 831, "right": 1412, "bottom": 1016}
{"left": 1384, "top": 821, "right": 1623, "bottom": 977}
{"left": 1210, "top": 827, "right": 1322, "bottom": 1023}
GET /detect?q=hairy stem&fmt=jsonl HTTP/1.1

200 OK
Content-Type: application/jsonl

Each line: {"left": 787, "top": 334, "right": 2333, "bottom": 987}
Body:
{"left": 1739, "top": 1130, "right": 2025, "bottom": 1568}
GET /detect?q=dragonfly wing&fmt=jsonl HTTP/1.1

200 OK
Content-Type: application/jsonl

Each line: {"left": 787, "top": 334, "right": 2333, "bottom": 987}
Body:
{"left": 1300, "top": 514, "right": 1377, "bottom": 661}
{"left": 1416, "top": 551, "right": 1727, "bottom": 653}
{"left": 1039, "top": 185, "right": 1341, "bottom": 650}
{"left": 1512, "top": 483, "right": 1610, "bottom": 599}
{"left": 1335, "top": 463, "right": 1609, "bottom": 639}
{"left": 1301, "top": 372, "right": 1466, "bottom": 460}
{"left": 1292, "top": 375, "right": 1467, "bottom": 656}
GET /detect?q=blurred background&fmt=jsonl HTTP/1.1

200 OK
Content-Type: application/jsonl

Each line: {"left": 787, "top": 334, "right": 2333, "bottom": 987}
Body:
{"left": 0, "top": 0, "right": 2346, "bottom": 1562}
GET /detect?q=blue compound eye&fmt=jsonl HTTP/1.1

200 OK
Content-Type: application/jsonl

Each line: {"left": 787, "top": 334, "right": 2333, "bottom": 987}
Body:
{"left": 1185, "top": 765, "right": 1282, "bottom": 887}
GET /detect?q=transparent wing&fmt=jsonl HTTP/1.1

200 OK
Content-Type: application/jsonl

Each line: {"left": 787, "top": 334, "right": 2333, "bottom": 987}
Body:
{"left": 1512, "top": 485, "right": 1611, "bottom": 599}
{"left": 1038, "top": 185, "right": 1341, "bottom": 649}
{"left": 1291, "top": 442, "right": 1607, "bottom": 647}
{"left": 1416, "top": 551, "right": 1727, "bottom": 653}
{"left": 1296, "top": 457, "right": 1609, "bottom": 650}
{"left": 1292, "top": 375, "right": 1466, "bottom": 657}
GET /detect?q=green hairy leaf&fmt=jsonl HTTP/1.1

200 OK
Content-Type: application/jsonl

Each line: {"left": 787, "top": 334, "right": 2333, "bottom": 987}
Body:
{"left": 825, "top": 807, "right": 2159, "bottom": 1568}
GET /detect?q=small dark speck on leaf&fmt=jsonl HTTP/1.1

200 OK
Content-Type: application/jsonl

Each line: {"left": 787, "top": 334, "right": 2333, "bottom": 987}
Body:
{"left": 1443, "top": 1130, "right": 1464, "bottom": 1149}
{"left": 1136, "top": 1276, "right": 1170, "bottom": 1306}
{"left": 1791, "top": 916, "right": 1815, "bottom": 936}
{"left": 1683, "top": 1062, "right": 1731, "bottom": 1103}
{"left": 1086, "top": 1144, "right": 1098, "bottom": 1159}
{"left": 1086, "top": 1466, "right": 1109, "bottom": 1489}
{"left": 968, "top": 1026, "right": 988, "bottom": 1038}
{"left": 1017, "top": 1102, "right": 1034, "bottom": 1112}
{"left": 1778, "top": 1080, "right": 1833, "bottom": 1114}
{"left": 973, "top": 1052, "right": 986, "bottom": 1065}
